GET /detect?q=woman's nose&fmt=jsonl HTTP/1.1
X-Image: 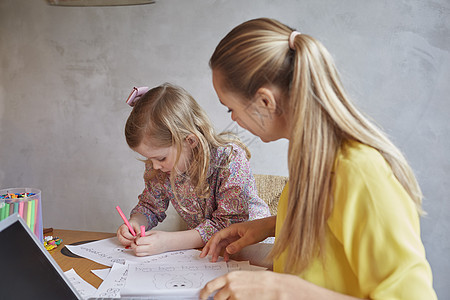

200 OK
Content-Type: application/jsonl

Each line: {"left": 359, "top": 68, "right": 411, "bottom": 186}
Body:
{"left": 152, "top": 161, "right": 162, "bottom": 170}
{"left": 231, "top": 112, "right": 237, "bottom": 122}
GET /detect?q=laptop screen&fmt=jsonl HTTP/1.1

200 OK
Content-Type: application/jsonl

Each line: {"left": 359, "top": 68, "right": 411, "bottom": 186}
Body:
{"left": 0, "top": 214, "right": 80, "bottom": 299}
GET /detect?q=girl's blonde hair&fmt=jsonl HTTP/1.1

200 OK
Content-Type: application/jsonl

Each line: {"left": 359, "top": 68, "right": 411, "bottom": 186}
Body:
{"left": 210, "top": 18, "right": 423, "bottom": 274}
{"left": 125, "top": 83, "right": 250, "bottom": 199}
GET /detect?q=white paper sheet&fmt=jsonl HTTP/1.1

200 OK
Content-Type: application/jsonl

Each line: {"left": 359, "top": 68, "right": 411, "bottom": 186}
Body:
{"left": 93, "top": 262, "right": 128, "bottom": 298}
{"left": 121, "top": 261, "right": 228, "bottom": 298}
{"left": 66, "top": 237, "right": 206, "bottom": 266}
{"left": 226, "top": 259, "right": 251, "bottom": 271}
{"left": 66, "top": 237, "right": 267, "bottom": 299}
{"left": 65, "top": 237, "right": 132, "bottom": 266}
{"left": 248, "top": 264, "right": 268, "bottom": 271}
{"left": 64, "top": 268, "right": 97, "bottom": 299}
{"left": 91, "top": 268, "right": 111, "bottom": 280}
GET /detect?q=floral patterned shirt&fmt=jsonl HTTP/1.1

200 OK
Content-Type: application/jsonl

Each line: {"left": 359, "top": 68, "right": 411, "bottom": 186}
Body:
{"left": 130, "top": 144, "right": 271, "bottom": 243}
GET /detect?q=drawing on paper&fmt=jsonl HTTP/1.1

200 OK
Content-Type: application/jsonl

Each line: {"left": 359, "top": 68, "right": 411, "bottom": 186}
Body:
{"left": 153, "top": 273, "right": 203, "bottom": 289}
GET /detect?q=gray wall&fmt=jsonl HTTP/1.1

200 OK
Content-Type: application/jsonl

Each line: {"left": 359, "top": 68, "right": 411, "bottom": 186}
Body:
{"left": 0, "top": 0, "right": 448, "bottom": 297}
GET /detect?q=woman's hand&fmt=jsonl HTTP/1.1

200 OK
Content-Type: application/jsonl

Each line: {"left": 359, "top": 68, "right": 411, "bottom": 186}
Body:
{"left": 200, "top": 216, "right": 276, "bottom": 262}
{"left": 199, "top": 271, "right": 294, "bottom": 300}
{"left": 200, "top": 271, "right": 362, "bottom": 300}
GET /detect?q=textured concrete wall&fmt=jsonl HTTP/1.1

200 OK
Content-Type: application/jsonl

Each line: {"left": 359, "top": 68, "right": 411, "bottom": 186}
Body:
{"left": 0, "top": 0, "right": 448, "bottom": 297}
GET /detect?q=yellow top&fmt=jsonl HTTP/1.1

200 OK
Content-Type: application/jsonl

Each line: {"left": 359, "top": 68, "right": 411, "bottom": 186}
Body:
{"left": 274, "top": 141, "right": 436, "bottom": 299}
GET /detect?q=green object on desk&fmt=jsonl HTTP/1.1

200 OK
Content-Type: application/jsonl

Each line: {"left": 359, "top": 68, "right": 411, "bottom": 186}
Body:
{"left": 3, "top": 203, "right": 10, "bottom": 220}
{"left": 0, "top": 203, "right": 5, "bottom": 220}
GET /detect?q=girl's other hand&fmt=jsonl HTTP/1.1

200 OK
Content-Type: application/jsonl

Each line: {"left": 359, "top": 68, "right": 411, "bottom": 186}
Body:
{"left": 131, "top": 230, "right": 169, "bottom": 256}
{"left": 200, "top": 216, "right": 276, "bottom": 262}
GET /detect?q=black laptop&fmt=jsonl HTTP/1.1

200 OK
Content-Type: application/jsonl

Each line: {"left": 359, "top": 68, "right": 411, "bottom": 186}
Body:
{"left": 0, "top": 214, "right": 82, "bottom": 299}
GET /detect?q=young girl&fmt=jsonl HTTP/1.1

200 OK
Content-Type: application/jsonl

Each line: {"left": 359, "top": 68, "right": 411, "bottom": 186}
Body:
{"left": 200, "top": 18, "right": 437, "bottom": 299}
{"left": 116, "top": 83, "right": 271, "bottom": 257}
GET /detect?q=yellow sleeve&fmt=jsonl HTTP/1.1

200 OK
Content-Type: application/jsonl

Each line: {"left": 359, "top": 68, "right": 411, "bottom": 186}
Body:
{"left": 329, "top": 147, "right": 436, "bottom": 299}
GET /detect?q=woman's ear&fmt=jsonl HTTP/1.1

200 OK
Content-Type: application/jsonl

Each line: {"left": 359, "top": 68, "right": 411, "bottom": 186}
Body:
{"left": 185, "top": 134, "right": 199, "bottom": 149}
{"left": 255, "top": 87, "right": 279, "bottom": 114}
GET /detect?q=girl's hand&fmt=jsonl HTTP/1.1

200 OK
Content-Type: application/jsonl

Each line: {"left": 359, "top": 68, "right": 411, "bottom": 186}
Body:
{"left": 116, "top": 219, "right": 141, "bottom": 247}
{"left": 127, "top": 229, "right": 204, "bottom": 257}
{"left": 131, "top": 230, "right": 169, "bottom": 256}
{"left": 200, "top": 216, "right": 276, "bottom": 262}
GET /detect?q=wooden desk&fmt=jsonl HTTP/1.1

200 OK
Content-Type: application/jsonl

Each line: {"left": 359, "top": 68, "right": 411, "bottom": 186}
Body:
{"left": 49, "top": 229, "right": 273, "bottom": 289}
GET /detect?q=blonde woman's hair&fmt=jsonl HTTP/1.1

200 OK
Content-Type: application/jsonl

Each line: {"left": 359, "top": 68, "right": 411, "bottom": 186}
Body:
{"left": 125, "top": 83, "right": 250, "bottom": 199}
{"left": 210, "top": 18, "right": 423, "bottom": 274}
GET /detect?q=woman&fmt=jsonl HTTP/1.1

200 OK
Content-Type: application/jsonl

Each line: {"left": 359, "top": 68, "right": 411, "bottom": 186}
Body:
{"left": 199, "top": 18, "right": 436, "bottom": 299}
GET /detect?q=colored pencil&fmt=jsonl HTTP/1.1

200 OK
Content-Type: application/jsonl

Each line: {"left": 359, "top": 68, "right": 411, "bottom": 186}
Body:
{"left": 26, "top": 200, "right": 32, "bottom": 229}
{"left": 5, "top": 203, "right": 10, "bottom": 220}
{"left": 0, "top": 203, "right": 5, "bottom": 220}
{"left": 34, "top": 199, "right": 39, "bottom": 234}
{"left": 19, "top": 201, "right": 24, "bottom": 220}
{"left": 115, "top": 205, "right": 136, "bottom": 236}
{"left": 30, "top": 200, "right": 35, "bottom": 234}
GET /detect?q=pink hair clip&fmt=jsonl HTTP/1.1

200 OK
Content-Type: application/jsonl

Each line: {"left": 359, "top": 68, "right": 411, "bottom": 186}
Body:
{"left": 126, "top": 86, "right": 150, "bottom": 107}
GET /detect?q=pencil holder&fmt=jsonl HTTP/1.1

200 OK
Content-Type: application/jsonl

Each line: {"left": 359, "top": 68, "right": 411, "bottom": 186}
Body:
{"left": 0, "top": 188, "right": 43, "bottom": 243}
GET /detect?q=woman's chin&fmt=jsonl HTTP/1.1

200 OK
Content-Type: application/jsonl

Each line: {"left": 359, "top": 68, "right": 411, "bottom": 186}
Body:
{"left": 259, "top": 136, "right": 272, "bottom": 143}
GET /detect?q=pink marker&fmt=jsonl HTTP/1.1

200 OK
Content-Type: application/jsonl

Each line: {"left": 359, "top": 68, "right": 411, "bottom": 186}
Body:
{"left": 19, "top": 201, "right": 24, "bottom": 219}
{"left": 115, "top": 205, "right": 136, "bottom": 236}
{"left": 140, "top": 225, "right": 146, "bottom": 237}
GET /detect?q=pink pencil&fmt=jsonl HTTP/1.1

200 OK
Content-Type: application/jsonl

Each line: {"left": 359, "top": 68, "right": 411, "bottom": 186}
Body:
{"left": 19, "top": 201, "right": 24, "bottom": 220}
{"left": 140, "top": 225, "right": 146, "bottom": 237}
{"left": 115, "top": 205, "right": 136, "bottom": 236}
